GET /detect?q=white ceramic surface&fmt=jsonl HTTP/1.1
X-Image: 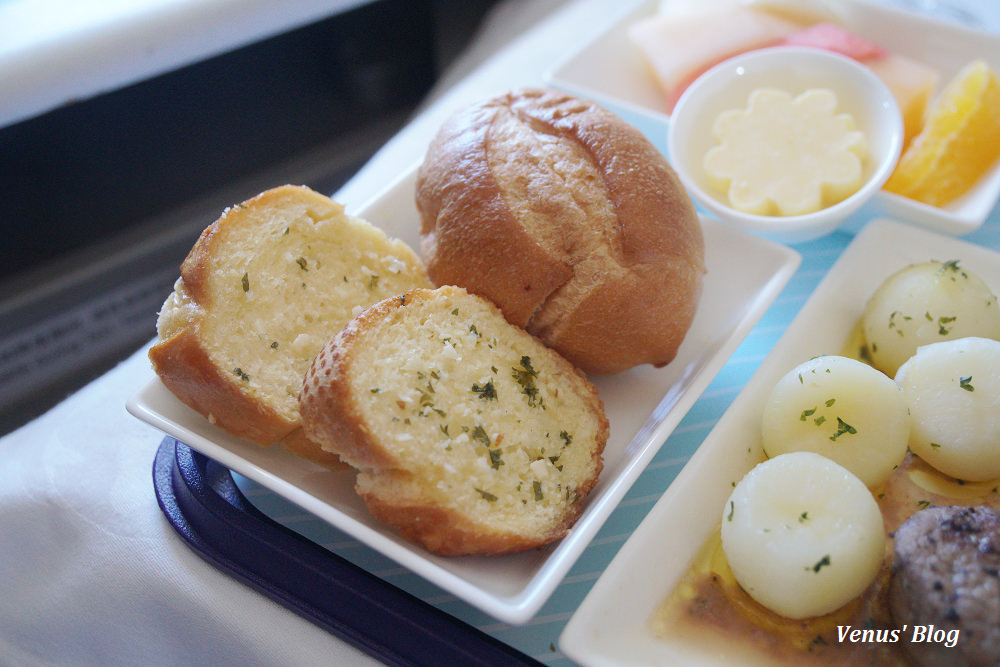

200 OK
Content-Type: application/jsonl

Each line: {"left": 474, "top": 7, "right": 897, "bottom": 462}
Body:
{"left": 560, "top": 217, "right": 1000, "bottom": 665}
{"left": 126, "top": 163, "right": 800, "bottom": 625}
{"left": 668, "top": 46, "right": 903, "bottom": 244}
{"left": 546, "top": 0, "right": 1000, "bottom": 237}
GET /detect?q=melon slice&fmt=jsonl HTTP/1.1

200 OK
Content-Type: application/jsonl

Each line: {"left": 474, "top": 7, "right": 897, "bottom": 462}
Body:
{"left": 628, "top": 4, "right": 801, "bottom": 111}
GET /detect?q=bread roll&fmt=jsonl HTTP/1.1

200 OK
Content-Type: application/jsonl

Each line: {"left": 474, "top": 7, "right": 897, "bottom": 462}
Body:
{"left": 149, "top": 185, "right": 431, "bottom": 462}
{"left": 415, "top": 87, "right": 705, "bottom": 374}
{"left": 299, "top": 286, "right": 608, "bottom": 556}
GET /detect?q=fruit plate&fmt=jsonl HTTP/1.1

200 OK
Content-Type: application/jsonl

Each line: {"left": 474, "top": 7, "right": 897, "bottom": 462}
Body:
{"left": 127, "top": 163, "right": 799, "bottom": 625}
{"left": 559, "top": 217, "right": 1000, "bottom": 665}
{"left": 545, "top": 0, "right": 1000, "bottom": 237}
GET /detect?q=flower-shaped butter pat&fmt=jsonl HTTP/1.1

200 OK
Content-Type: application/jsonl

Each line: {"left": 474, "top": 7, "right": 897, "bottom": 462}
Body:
{"left": 703, "top": 87, "right": 868, "bottom": 216}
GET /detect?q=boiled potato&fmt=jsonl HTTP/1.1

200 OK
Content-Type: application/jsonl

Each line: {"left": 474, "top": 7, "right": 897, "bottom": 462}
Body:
{"left": 895, "top": 337, "right": 1000, "bottom": 482}
{"left": 761, "top": 355, "right": 909, "bottom": 488}
{"left": 862, "top": 260, "right": 1000, "bottom": 377}
{"left": 721, "top": 452, "right": 885, "bottom": 619}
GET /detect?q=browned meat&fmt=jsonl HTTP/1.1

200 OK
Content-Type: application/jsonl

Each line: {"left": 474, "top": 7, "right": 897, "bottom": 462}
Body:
{"left": 890, "top": 505, "right": 1000, "bottom": 667}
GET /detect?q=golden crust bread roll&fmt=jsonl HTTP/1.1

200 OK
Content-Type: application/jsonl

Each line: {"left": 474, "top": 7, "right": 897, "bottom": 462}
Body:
{"left": 415, "top": 87, "right": 705, "bottom": 374}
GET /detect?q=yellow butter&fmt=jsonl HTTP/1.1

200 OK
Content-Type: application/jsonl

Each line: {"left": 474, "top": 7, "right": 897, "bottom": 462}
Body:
{"left": 704, "top": 87, "right": 868, "bottom": 217}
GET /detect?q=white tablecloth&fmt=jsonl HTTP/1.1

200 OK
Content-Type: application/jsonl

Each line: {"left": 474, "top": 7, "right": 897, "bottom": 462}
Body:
{"left": 2, "top": 0, "right": 997, "bottom": 664}
{"left": 0, "top": 0, "right": 588, "bottom": 663}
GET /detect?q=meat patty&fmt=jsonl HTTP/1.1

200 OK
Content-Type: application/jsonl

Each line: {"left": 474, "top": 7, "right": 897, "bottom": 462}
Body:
{"left": 890, "top": 505, "right": 1000, "bottom": 667}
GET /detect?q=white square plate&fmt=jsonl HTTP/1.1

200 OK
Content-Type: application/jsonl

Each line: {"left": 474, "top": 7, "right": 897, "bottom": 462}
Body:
{"left": 127, "top": 164, "right": 799, "bottom": 625}
{"left": 546, "top": 0, "right": 1000, "bottom": 237}
{"left": 560, "top": 217, "right": 1000, "bottom": 664}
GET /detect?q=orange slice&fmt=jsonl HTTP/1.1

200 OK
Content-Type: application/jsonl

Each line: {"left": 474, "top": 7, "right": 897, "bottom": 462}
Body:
{"left": 884, "top": 59, "right": 1000, "bottom": 206}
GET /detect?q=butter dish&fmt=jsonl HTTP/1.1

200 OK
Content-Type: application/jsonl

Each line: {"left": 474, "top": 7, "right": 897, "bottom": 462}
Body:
{"left": 668, "top": 46, "right": 903, "bottom": 243}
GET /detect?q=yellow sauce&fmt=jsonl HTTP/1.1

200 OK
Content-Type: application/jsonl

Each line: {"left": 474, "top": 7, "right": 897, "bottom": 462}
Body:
{"left": 651, "top": 454, "right": 1000, "bottom": 665}
{"left": 650, "top": 321, "right": 1000, "bottom": 664}
{"left": 840, "top": 319, "right": 870, "bottom": 362}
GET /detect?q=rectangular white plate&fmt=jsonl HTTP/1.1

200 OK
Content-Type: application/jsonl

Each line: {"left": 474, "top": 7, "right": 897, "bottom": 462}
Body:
{"left": 560, "top": 217, "right": 1000, "bottom": 664}
{"left": 127, "top": 164, "right": 799, "bottom": 625}
{"left": 546, "top": 0, "right": 1000, "bottom": 237}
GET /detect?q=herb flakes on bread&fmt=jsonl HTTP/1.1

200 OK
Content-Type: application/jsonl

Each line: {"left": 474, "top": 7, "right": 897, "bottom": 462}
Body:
{"left": 299, "top": 285, "right": 609, "bottom": 556}
{"left": 149, "top": 185, "right": 431, "bottom": 462}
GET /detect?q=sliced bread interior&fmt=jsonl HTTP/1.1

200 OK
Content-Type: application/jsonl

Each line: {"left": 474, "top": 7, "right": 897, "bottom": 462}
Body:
{"left": 149, "top": 185, "right": 431, "bottom": 460}
{"left": 299, "top": 285, "right": 608, "bottom": 556}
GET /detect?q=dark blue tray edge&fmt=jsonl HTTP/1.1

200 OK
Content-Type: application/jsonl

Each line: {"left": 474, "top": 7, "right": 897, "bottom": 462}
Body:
{"left": 152, "top": 436, "right": 543, "bottom": 667}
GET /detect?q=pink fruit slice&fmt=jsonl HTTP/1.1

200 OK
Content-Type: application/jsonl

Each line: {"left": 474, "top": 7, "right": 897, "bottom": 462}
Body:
{"left": 781, "top": 22, "right": 886, "bottom": 61}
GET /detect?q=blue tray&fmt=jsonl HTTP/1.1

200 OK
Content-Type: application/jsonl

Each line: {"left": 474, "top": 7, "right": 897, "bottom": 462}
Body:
{"left": 152, "top": 437, "right": 543, "bottom": 667}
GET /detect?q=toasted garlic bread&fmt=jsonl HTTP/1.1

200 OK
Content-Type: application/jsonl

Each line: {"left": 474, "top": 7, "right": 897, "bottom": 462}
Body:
{"left": 149, "top": 185, "right": 431, "bottom": 463}
{"left": 300, "top": 286, "right": 608, "bottom": 555}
